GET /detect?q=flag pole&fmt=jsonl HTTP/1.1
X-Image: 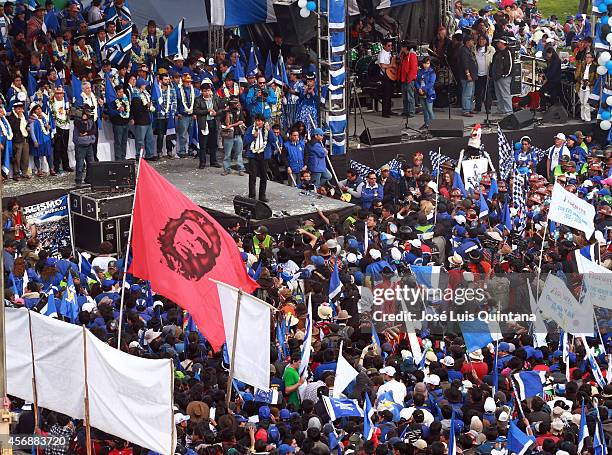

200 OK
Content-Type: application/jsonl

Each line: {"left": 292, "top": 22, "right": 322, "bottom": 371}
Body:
{"left": 307, "top": 113, "right": 341, "bottom": 187}
{"left": 433, "top": 146, "right": 441, "bottom": 226}
{"left": 28, "top": 312, "right": 40, "bottom": 437}
{"left": 82, "top": 327, "right": 92, "bottom": 455}
{"left": 117, "top": 157, "right": 143, "bottom": 349}
{"left": 535, "top": 219, "right": 549, "bottom": 304}
{"left": 225, "top": 289, "right": 243, "bottom": 408}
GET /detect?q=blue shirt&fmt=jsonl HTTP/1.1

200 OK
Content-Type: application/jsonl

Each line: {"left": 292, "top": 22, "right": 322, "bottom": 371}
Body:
{"left": 306, "top": 141, "right": 327, "bottom": 173}
{"left": 285, "top": 139, "right": 305, "bottom": 172}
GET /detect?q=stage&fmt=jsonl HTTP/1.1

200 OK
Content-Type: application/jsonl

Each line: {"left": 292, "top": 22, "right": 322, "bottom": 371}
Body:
{"left": 3, "top": 158, "right": 356, "bottom": 234}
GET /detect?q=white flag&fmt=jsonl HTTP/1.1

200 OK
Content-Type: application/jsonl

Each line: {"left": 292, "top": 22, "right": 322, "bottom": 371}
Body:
{"left": 217, "top": 281, "right": 271, "bottom": 391}
{"left": 576, "top": 254, "right": 612, "bottom": 310}
{"left": 527, "top": 279, "right": 548, "bottom": 347}
{"left": 548, "top": 183, "right": 596, "bottom": 239}
{"left": 299, "top": 294, "right": 313, "bottom": 378}
{"left": 332, "top": 341, "right": 359, "bottom": 398}
{"left": 539, "top": 274, "right": 594, "bottom": 336}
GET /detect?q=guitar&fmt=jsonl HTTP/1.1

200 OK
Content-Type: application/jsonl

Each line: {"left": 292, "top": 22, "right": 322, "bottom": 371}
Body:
{"left": 385, "top": 54, "right": 398, "bottom": 81}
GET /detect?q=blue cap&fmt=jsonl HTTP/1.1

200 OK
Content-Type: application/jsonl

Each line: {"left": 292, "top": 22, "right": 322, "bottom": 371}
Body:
{"left": 45, "top": 257, "right": 58, "bottom": 267}
{"left": 102, "top": 279, "right": 115, "bottom": 288}
{"left": 353, "top": 271, "right": 363, "bottom": 285}
{"left": 484, "top": 5, "right": 493, "bottom": 11}
{"left": 278, "top": 444, "right": 296, "bottom": 455}
{"left": 242, "top": 392, "right": 254, "bottom": 402}
{"left": 136, "top": 77, "right": 147, "bottom": 87}
{"left": 131, "top": 284, "right": 141, "bottom": 294}
{"left": 498, "top": 342, "right": 510, "bottom": 352}
{"left": 454, "top": 226, "right": 467, "bottom": 237}
{"left": 313, "top": 127, "right": 325, "bottom": 136}
{"left": 311, "top": 255, "right": 325, "bottom": 267}
{"left": 279, "top": 409, "right": 291, "bottom": 420}
{"left": 259, "top": 405, "right": 271, "bottom": 420}
{"left": 247, "top": 69, "right": 258, "bottom": 77}
{"left": 235, "top": 415, "right": 248, "bottom": 423}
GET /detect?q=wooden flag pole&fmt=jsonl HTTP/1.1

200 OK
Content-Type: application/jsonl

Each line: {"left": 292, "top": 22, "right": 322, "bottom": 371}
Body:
{"left": 82, "top": 327, "right": 92, "bottom": 455}
{"left": 117, "top": 157, "right": 143, "bottom": 349}
{"left": 225, "top": 289, "right": 243, "bottom": 408}
{"left": 28, "top": 312, "right": 40, "bottom": 436}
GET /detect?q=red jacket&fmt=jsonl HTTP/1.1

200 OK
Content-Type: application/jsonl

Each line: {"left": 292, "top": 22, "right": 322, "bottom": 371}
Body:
{"left": 399, "top": 51, "right": 418, "bottom": 83}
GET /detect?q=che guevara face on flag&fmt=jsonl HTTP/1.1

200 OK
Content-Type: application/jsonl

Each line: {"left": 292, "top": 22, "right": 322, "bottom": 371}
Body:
{"left": 158, "top": 209, "right": 222, "bottom": 280}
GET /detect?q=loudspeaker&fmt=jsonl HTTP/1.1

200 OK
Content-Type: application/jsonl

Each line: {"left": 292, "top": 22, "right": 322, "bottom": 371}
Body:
{"left": 428, "top": 119, "right": 464, "bottom": 138}
{"left": 233, "top": 196, "right": 272, "bottom": 220}
{"left": 272, "top": 4, "right": 317, "bottom": 45}
{"left": 498, "top": 109, "right": 535, "bottom": 130}
{"left": 359, "top": 127, "right": 402, "bottom": 145}
{"left": 72, "top": 213, "right": 131, "bottom": 254}
{"left": 542, "top": 103, "right": 569, "bottom": 124}
{"left": 88, "top": 161, "right": 136, "bottom": 190}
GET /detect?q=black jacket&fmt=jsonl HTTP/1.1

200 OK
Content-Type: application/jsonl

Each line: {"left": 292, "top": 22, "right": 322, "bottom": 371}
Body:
{"left": 130, "top": 96, "right": 152, "bottom": 125}
{"left": 459, "top": 45, "right": 478, "bottom": 81}
{"left": 492, "top": 48, "right": 512, "bottom": 80}
{"left": 192, "top": 95, "right": 223, "bottom": 131}
{"left": 7, "top": 112, "right": 27, "bottom": 143}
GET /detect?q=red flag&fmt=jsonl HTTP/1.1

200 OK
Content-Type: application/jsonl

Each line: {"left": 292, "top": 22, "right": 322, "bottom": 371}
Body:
{"left": 129, "top": 160, "right": 258, "bottom": 351}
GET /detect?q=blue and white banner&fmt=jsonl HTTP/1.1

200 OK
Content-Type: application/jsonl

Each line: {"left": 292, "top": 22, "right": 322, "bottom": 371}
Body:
{"left": 254, "top": 387, "right": 280, "bottom": 404}
{"left": 377, "top": 0, "right": 422, "bottom": 9}
{"left": 512, "top": 371, "right": 547, "bottom": 400}
{"left": 322, "top": 396, "right": 364, "bottom": 421}
{"left": 22, "top": 195, "right": 70, "bottom": 256}
{"left": 211, "top": 0, "right": 276, "bottom": 26}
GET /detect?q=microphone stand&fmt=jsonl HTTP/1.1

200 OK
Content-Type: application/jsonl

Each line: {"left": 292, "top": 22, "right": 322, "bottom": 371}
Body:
{"left": 443, "top": 53, "right": 454, "bottom": 120}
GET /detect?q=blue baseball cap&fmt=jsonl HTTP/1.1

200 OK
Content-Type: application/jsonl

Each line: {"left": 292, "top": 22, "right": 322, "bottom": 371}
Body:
{"left": 311, "top": 255, "right": 325, "bottom": 267}
{"left": 279, "top": 409, "right": 291, "bottom": 420}
{"left": 313, "top": 127, "right": 325, "bottom": 136}
{"left": 102, "top": 279, "right": 115, "bottom": 288}
{"left": 278, "top": 444, "right": 296, "bottom": 455}
{"left": 258, "top": 405, "right": 271, "bottom": 420}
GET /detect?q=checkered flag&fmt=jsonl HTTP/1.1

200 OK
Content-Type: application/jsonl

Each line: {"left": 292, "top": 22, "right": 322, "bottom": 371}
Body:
{"left": 498, "top": 126, "right": 514, "bottom": 181}
{"left": 385, "top": 159, "right": 402, "bottom": 172}
{"left": 512, "top": 168, "right": 527, "bottom": 233}
{"left": 349, "top": 160, "right": 375, "bottom": 179}
{"left": 532, "top": 146, "right": 547, "bottom": 164}
{"left": 428, "top": 150, "right": 453, "bottom": 176}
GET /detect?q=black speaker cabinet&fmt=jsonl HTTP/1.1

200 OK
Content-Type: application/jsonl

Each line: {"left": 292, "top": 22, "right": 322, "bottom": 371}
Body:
{"left": 233, "top": 196, "right": 272, "bottom": 220}
{"left": 359, "top": 127, "right": 402, "bottom": 145}
{"left": 428, "top": 119, "right": 464, "bottom": 137}
{"left": 88, "top": 161, "right": 136, "bottom": 190}
{"left": 72, "top": 213, "right": 131, "bottom": 255}
{"left": 542, "top": 104, "right": 569, "bottom": 124}
{"left": 498, "top": 109, "right": 535, "bottom": 130}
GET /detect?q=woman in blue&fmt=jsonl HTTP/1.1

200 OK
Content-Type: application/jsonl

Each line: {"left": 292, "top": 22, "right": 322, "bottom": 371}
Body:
{"left": 295, "top": 73, "right": 318, "bottom": 137}
{"left": 306, "top": 128, "right": 331, "bottom": 188}
{"left": 416, "top": 57, "right": 436, "bottom": 130}
{"left": 283, "top": 128, "right": 306, "bottom": 186}
{"left": 36, "top": 257, "right": 62, "bottom": 293}
{"left": 28, "top": 103, "right": 53, "bottom": 177}
{"left": 0, "top": 104, "right": 13, "bottom": 179}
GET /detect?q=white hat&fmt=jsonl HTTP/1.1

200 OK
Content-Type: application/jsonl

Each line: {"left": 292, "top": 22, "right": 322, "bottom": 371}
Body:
{"left": 369, "top": 249, "right": 381, "bottom": 260}
{"left": 379, "top": 366, "right": 396, "bottom": 376}
{"left": 469, "top": 349, "right": 484, "bottom": 360}
{"left": 317, "top": 303, "right": 333, "bottom": 320}
{"left": 346, "top": 252, "right": 358, "bottom": 264}
{"left": 486, "top": 230, "right": 503, "bottom": 242}
{"left": 128, "top": 340, "right": 142, "bottom": 350}
{"left": 207, "top": 58, "right": 215, "bottom": 66}
{"left": 326, "top": 239, "right": 340, "bottom": 253}
{"left": 153, "top": 300, "right": 164, "bottom": 308}
{"left": 144, "top": 329, "right": 162, "bottom": 345}
{"left": 441, "top": 356, "right": 455, "bottom": 367}
{"left": 174, "top": 413, "right": 190, "bottom": 425}
{"left": 454, "top": 214, "right": 466, "bottom": 225}
{"left": 81, "top": 299, "right": 97, "bottom": 313}
{"left": 390, "top": 247, "right": 402, "bottom": 261}
{"left": 484, "top": 397, "right": 496, "bottom": 413}
{"left": 408, "top": 239, "right": 422, "bottom": 248}
{"left": 551, "top": 419, "right": 564, "bottom": 432}
{"left": 427, "top": 181, "right": 439, "bottom": 193}
{"left": 448, "top": 253, "right": 464, "bottom": 267}
{"left": 414, "top": 440, "right": 427, "bottom": 450}
{"left": 424, "top": 374, "right": 440, "bottom": 386}
{"left": 498, "top": 411, "right": 509, "bottom": 422}
{"left": 401, "top": 349, "right": 413, "bottom": 360}
{"left": 555, "top": 133, "right": 566, "bottom": 141}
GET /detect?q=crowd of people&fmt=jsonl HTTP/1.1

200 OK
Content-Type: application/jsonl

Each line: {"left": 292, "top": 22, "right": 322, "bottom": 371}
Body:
{"left": 2, "top": 1, "right": 612, "bottom": 455}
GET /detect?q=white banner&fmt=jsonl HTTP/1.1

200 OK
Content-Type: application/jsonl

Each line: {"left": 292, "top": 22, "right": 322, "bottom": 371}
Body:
{"left": 5, "top": 308, "right": 174, "bottom": 455}
{"left": 539, "top": 274, "right": 594, "bottom": 335}
{"left": 548, "top": 183, "right": 596, "bottom": 239}
{"left": 217, "top": 281, "right": 271, "bottom": 391}
{"left": 461, "top": 158, "right": 488, "bottom": 193}
{"left": 576, "top": 254, "right": 612, "bottom": 310}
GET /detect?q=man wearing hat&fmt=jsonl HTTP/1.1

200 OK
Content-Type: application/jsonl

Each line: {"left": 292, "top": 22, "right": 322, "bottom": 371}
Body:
{"left": 154, "top": 70, "right": 178, "bottom": 159}
{"left": 175, "top": 73, "right": 198, "bottom": 158}
{"left": 546, "top": 133, "right": 570, "bottom": 180}
{"left": 193, "top": 79, "right": 222, "bottom": 169}
{"left": 244, "top": 113, "right": 275, "bottom": 201}
{"left": 131, "top": 77, "right": 156, "bottom": 161}
{"left": 50, "top": 86, "right": 72, "bottom": 174}
{"left": 491, "top": 37, "right": 513, "bottom": 116}
{"left": 7, "top": 101, "right": 30, "bottom": 180}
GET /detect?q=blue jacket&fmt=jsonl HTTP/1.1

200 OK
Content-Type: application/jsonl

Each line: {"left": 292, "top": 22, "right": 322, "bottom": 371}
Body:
{"left": 306, "top": 140, "right": 327, "bottom": 173}
{"left": 285, "top": 139, "right": 305, "bottom": 172}
{"left": 245, "top": 86, "right": 277, "bottom": 119}
{"left": 244, "top": 126, "right": 275, "bottom": 160}
{"left": 361, "top": 183, "right": 384, "bottom": 209}
{"left": 416, "top": 68, "right": 436, "bottom": 103}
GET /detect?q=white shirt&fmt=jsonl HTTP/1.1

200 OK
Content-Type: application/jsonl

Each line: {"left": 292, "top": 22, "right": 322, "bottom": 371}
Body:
{"left": 91, "top": 256, "right": 115, "bottom": 273}
{"left": 582, "top": 63, "right": 592, "bottom": 84}
{"left": 548, "top": 144, "right": 570, "bottom": 170}
{"left": 377, "top": 49, "right": 391, "bottom": 66}
{"left": 476, "top": 48, "right": 487, "bottom": 77}
{"left": 377, "top": 379, "right": 407, "bottom": 404}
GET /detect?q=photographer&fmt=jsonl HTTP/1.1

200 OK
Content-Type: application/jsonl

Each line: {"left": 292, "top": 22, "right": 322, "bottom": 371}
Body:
{"left": 72, "top": 105, "right": 96, "bottom": 186}
{"left": 245, "top": 76, "right": 277, "bottom": 122}
{"left": 575, "top": 51, "right": 596, "bottom": 122}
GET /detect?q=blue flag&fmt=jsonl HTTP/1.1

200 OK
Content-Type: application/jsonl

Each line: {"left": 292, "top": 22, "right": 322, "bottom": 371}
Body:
{"left": 60, "top": 273, "right": 79, "bottom": 323}
{"left": 329, "top": 263, "right": 342, "bottom": 300}
{"left": 104, "top": 74, "right": 116, "bottom": 107}
{"left": 410, "top": 265, "right": 441, "bottom": 289}
{"left": 512, "top": 371, "right": 546, "bottom": 400}
{"left": 479, "top": 193, "right": 489, "bottom": 218}
{"left": 247, "top": 44, "right": 259, "bottom": 75}
{"left": 508, "top": 420, "right": 536, "bottom": 455}
{"left": 71, "top": 74, "right": 83, "bottom": 106}
{"left": 322, "top": 396, "right": 364, "bottom": 420}
{"left": 453, "top": 170, "right": 467, "bottom": 197}
{"left": 487, "top": 176, "right": 498, "bottom": 200}
{"left": 151, "top": 74, "right": 162, "bottom": 110}
{"left": 460, "top": 320, "right": 493, "bottom": 353}
{"left": 492, "top": 340, "right": 499, "bottom": 396}
{"left": 27, "top": 0, "right": 38, "bottom": 11}
{"left": 502, "top": 199, "right": 512, "bottom": 232}
{"left": 43, "top": 10, "right": 60, "bottom": 34}
{"left": 265, "top": 52, "right": 274, "bottom": 81}
{"left": 586, "top": 347, "right": 607, "bottom": 389}
{"left": 233, "top": 59, "right": 246, "bottom": 84}
{"left": 377, "top": 390, "right": 403, "bottom": 422}
{"left": 578, "top": 399, "right": 589, "bottom": 453}
{"left": 276, "top": 54, "right": 289, "bottom": 86}
{"left": 163, "top": 18, "right": 185, "bottom": 58}
{"left": 363, "top": 393, "right": 375, "bottom": 440}
{"left": 44, "top": 292, "right": 58, "bottom": 317}
{"left": 448, "top": 411, "right": 457, "bottom": 455}
{"left": 27, "top": 70, "right": 37, "bottom": 99}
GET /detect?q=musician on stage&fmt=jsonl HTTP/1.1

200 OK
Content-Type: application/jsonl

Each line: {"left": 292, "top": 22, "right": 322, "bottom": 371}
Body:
{"left": 377, "top": 38, "right": 396, "bottom": 118}
{"left": 398, "top": 41, "right": 417, "bottom": 118}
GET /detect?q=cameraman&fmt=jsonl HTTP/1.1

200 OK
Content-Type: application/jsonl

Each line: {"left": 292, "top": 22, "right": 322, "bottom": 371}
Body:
{"left": 245, "top": 76, "right": 277, "bottom": 121}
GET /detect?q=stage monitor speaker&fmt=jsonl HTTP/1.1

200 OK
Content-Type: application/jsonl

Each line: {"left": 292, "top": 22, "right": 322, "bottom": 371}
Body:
{"left": 72, "top": 213, "right": 130, "bottom": 254}
{"left": 498, "top": 109, "right": 535, "bottom": 130}
{"left": 272, "top": 4, "right": 317, "bottom": 45}
{"left": 542, "top": 103, "right": 569, "bottom": 124}
{"left": 428, "top": 119, "right": 464, "bottom": 137}
{"left": 233, "top": 196, "right": 272, "bottom": 220}
{"left": 359, "top": 127, "right": 402, "bottom": 145}
{"left": 88, "top": 161, "right": 136, "bottom": 191}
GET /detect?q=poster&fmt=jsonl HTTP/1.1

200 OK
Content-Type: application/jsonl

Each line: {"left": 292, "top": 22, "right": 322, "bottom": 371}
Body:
{"left": 461, "top": 158, "right": 488, "bottom": 193}
{"left": 22, "top": 195, "right": 70, "bottom": 256}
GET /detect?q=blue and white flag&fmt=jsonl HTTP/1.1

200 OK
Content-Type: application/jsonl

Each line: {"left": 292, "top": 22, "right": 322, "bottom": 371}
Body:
{"left": 42, "top": 10, "right": 60, "bottom": 35}
{"left": 254, "top": 387, "right": 279, "bottom": 404}
{"left": 349, "top": 159, "right": 375, "bottom": 179}
{"left": 333, "top": 341, "right": 358, "bottom": 398}
{"left": 502, "top": 199, "right": 512, "bottom": 232}
{"left": 410, "top": 265, "right": 441, "bottom": 289}
{"left": 264, "top": 52, "right": 274, "bottom": 81}
{"left": 492, "top": 340, "right": 499, "bottom": 395}
{"left": 578, "top": 399, "right": 589, "bottom": 453}
{"left": 428, "top": 149, "right": 453, "bottom": 177}
{"left": 104, "top": 25, "right": 132, "bottom": 54}
{"left": 234, "top": 60, "right": 246, "bottom": 84}
{"left": 448, "top": 411, "right": 457, "bottom": 455}
{"left": 377, "top": 0, "right": 421, "bottom": 9}
{"left": 363, "top": 393, "right": 375, "bottom": 440}
{"left": 461, "top": 320, "right": 494, "bottom": 353}
{"left": 162, "top": 18, "right": 185, "bottom": 59}
{"left": 247, "top": 44, "right": 259, "bottom": 75}
{"left": 299, "top": 295, "right": 313, "bottom": 377}
{"left": 479, "top": 193, "right": 489, "bottom": 218}
{"left": 60, "top": 273, "right": 79, "bottom": 323}
{"left": 211, "top": 0, "right": 277, "bottom": 26}
{"left": 512, "top": 371, "right": 547, "bottom": 400}
{"left": 27, "top": 0, "right": 38, "bottom": 12}
{"left": 498, "top": 125, "right": 514, "bottom": 180}
{"left": 453, "top": 170, "right": 467, "bottom": 198}
{"left": 322, "top": 396, "right": 364, "bottom": 420}
{"left": 508, "top": 420, "right": 536, "bottom": 455}
{"left": 78, "top": 252, "right": 99, "bottom": 283}
{"left": 594, "top": 421, "right": 608, "bottom": 455}
{"left": 329, "top": 262, "right": 343, "bottom": 301}
{"left": 585, "top": 344, "right": 607, "bottom": 389}
{"left": 487, "top": 176, "right": 498, "bottom": 200}
{"left": 104, "top": 0, "right": 132, "bottom": 21}
{"left": 377, "top": 390, "right": 403, "bottom": 422}
{"left": 42, "top": 292, "right": 58, "bottom": 318}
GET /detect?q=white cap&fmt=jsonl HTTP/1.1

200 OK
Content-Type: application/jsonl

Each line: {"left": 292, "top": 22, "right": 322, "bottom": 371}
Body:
{"left": 379, "top": 366, "right": 396, "bottom": 376}
{"left": 427, "top": 181, "right": 439, "bottom": 193}
{"left": 128, "top": 340, "right": 142, "bottom": 349}
{"left": 484, "top": 397, "right": 496, "bottom": 413}
{"left": 390, "top": 247, "right": 402, "bottom": 261}
{"left": 408, "top": 239, "right": 422, "bottom": 248}
{"left": 81, "top": 299, "right": 97, "bottom": 313}
{"left": 401, "top": 349, "right": 413, "bottom": 360}
{"left": 454, "top": 215, "right": 466, "bottom": 225}
{"left": 369, "top": 249, "right": 381, "bottom": 260}
{"left": 144, "top": 329, "right": 162, "bottom": 345}
{"left": 153, "top": 300, "right": 164, "bottom": 308}
{"left": 441, "top": 356, "right": 455, "bottom": 367}
{"left": 424, "top": 374, "right": 440, "bottom": 386}
{"left": 207, "top": 58, "right": 215, "bottom": 66}
{"left": 555, "top": 133, "right": 566, "bottom": 141}
{"left": 174, "top": 413, "right": 190, "bottom": 425}
{"left": 498, "top": 411, "right": 509, "bottom": 422}
{"left": 346, "top": 252, "right": 358, "bottom": 264}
